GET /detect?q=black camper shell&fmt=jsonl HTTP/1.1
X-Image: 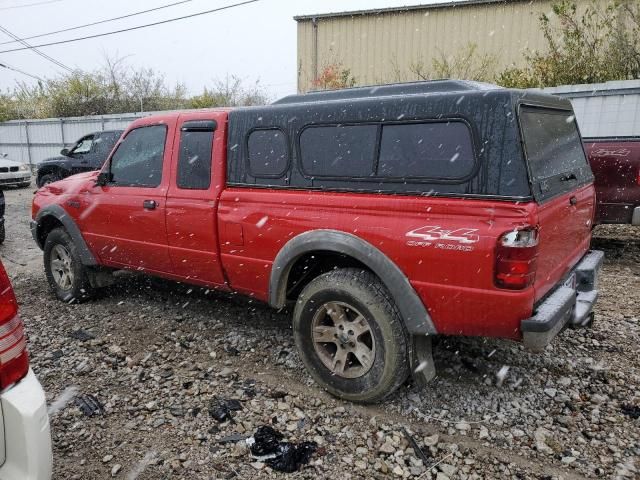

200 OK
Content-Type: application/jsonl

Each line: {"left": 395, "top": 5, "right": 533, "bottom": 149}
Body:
{"left": 227, "top": 80, "right": 592, "bottom": 202}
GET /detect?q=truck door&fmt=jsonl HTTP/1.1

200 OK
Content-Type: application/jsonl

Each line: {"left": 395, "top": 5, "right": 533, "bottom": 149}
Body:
{"left": 165, "top": 113, "right": 228, "bottom": 287}
{"left": 83, "top": 121, "right": 174, "bottom": 274}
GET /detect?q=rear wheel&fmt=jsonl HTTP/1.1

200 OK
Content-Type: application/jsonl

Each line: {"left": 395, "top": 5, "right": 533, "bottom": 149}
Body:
{"left": 293, "top": 268, "right": 409, "bottom": 403}
{"left": 0, "top": 223, "right": 5, "bottom": 244}
{"left": 44, "top": 228, "right": 93, "bottom": 302}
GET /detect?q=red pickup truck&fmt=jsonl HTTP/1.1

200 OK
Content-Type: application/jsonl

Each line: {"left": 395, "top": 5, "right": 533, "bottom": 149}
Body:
{"left": 584, "top": 137, "right": 640, "bottom": 225}
{"left": 31, "top": 81, "right": 603, "bottom": 402}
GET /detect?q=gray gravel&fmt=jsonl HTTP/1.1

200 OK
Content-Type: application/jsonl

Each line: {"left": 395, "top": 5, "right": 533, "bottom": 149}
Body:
{"left": 1, "top": 187, "right": 639, "bottom": 479}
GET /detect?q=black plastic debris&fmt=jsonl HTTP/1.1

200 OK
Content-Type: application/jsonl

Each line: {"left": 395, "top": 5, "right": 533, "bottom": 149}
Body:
{"left": 249, "top": 425, "right": 317, "bottom": 473}
{"left": 621, "top": 404, "right": 640, "bottom": 419}
{"left": 224, "top": 345, "right": 240, "bottom": 356}
{"left": 217, "top": 433, "right": 248, "bottom": 444}
{"left": 401, "top": 427, "right": 430, "bottom": 464}
{"left": 69, "top": 329, "right": 95, "bottom": 342}
{"left": 75, "top": 394, "right": 104, "bottom": 417}
{"left": 208, "top": 397, "right": 242, "bottom": 422}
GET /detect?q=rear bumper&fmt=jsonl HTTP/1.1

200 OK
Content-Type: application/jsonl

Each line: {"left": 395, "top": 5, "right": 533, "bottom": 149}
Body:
{"left": 521, "top": 250, "right": 604, "bottom": 352}
{"left": 0, "top": 369, "right": 52, "bottom": 480}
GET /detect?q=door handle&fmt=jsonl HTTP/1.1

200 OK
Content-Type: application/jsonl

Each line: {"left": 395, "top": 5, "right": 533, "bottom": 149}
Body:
{"left": 569, "top": 196, "right": 578, "bottom": 206}
{"left": 143, "top": 200, "right": 157, "bottom": 210}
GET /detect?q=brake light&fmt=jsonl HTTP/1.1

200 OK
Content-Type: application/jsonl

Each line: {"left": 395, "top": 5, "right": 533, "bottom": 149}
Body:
{"left": 495, "top": 228, "right": 539, "bottom": 290}
{"left": 0, "top": 262, "right": 29, "bottom": 390}
{"left": 637, "top": 167, "right": 640, "bottom": 186}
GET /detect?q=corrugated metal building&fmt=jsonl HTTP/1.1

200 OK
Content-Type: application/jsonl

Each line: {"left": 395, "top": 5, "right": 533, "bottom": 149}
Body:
{"left": 295, "top": 0, "right": 592, "bottom": 93}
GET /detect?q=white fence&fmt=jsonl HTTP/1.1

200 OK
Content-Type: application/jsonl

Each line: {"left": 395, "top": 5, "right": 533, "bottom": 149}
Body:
{"left": 539, "top": 80, "right": 640, "bottom": 138}
{"left": 1, "top": 80, "right": 639, "bottom": 166}
{"left": 0, "top": 112, "right": 148, "bottom": 166}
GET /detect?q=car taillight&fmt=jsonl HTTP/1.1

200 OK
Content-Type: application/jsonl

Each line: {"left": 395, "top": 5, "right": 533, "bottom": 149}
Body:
{"left": 495, "top": 228, "right": 539, "bottom": 290}
{"left": 0, "top": 262, "right": 28, "bottom": 390}
{"left": 637, "top": 167, "right": 640, "bottom": 186}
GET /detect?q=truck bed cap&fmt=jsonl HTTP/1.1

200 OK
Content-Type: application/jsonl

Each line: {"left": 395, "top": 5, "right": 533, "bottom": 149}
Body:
{"left": 273, "top": 80, "right": 501, "bottom": 105}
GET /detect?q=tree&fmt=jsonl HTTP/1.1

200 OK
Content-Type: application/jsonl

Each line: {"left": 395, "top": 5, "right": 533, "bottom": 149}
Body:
{"left": 0, "top": 56, "right": 269, "bottom": 121}
{"left": 188, "top": 76, "right": 270, "bottom": 108}
{"left": 410, "top": 43, "right": 498, "bottom": 82}
{"left": 497, "top": 0, "right": 640, "bottom": 88}
{"left": 312, "top": 63, "right": 357, "bottom": 90}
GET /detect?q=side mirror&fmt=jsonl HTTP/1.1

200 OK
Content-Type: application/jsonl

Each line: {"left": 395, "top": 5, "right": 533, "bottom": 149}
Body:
{"left": 60, "top": 148, "right": 70, "bottom": 156}
{"left": 95, "top": 171, "right": 111, "bottom": 187}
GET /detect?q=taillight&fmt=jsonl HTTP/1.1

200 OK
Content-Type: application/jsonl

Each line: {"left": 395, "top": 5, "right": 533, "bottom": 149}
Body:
{"left": 495, "top": 228, "right": 539, "bottom": 290}
{"left": 636, "top": 167, "right": 640, "bottom": 186}
{"left": 0, "top": 262, "right": 29, "bottom": 390}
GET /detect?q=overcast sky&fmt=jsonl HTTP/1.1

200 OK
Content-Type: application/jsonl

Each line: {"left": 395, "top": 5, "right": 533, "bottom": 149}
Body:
{"left": 0, "top": 0, "right": 459, "bottom": 100}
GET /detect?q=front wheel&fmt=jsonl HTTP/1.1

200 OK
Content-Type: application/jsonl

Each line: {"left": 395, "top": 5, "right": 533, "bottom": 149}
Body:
{"left": 38, "top": 173, "right": 59, "bottom": 188}
{"left": 293, "top": 268, "right": 409, "bottom": 403}
{"left": 43, "top": 228, "right": 93, "bottom": 302}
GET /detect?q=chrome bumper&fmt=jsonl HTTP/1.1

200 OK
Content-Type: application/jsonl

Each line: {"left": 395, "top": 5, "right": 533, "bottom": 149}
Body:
{"left": 521, "top": 250, "right": 604, "bottom": 352}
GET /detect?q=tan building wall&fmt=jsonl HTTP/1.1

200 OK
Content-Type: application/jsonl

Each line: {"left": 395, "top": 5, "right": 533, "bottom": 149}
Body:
{"left": 296, "top": 0, "right": 591, "bottom": 92}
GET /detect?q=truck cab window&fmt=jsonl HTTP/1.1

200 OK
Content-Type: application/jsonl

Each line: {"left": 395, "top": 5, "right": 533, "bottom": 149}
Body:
{"left": 109, "top": 125, "right": 166, "bottom": 187}
{"left": 72, "top": 136, "right": 94, "bottom": 155}
{"left": 177, "top": 129, "right": 213, "bottom": 190}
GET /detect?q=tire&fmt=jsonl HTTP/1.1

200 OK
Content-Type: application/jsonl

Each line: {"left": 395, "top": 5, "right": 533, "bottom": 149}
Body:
{"left": 38, "top": 173, "right": 59, "bottom": 188}
{"left": 293, "top": 268, "right": 409, "bottom": 403}
{"left": 43, "top": 228, "right": 93, "bottom": 302}
{"left": 0, "top": 223, "right": 5, "bottom": 244}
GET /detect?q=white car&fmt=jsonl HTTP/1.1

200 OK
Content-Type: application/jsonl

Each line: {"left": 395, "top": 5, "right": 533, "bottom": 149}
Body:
{"left": 0, "top": 260, "right": 52, "bottom": 479}
{"left": 0, "top": 154, "right": 31, "bottom": 188}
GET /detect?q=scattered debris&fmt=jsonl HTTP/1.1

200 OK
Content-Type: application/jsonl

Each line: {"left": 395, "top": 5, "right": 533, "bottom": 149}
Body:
{"left": 621, "top": 404, "right": 640, "bottom": 419}
{"left": 75, "top": 394, "right": 104, "bottom": 417}
{"left": 48, "top": 385, "right": 79, "bottom": 416}
{"left": 401, "top": 427, "right": 430, "bottom": 464}
{"left": 495, "top": 365, "right": 510, "bottom": 387}
{"left": 69, "top": 329, "right": 96, "bottom": 342}
{"left": 248, "top": 425, "right": 317, "bottom": 473}
{"left": 217, "top": 433, "right": 248, "bottom": 444}
{"left": 208, "top": 397, "right": 242, "bottom": 422}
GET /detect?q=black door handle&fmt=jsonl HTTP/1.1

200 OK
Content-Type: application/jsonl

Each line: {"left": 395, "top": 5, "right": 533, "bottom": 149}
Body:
{"left": 143, "top": 200, "right": 157, "bottom": 210}
{"left": 569, "top": 196, "right": 578, "bottom": 206}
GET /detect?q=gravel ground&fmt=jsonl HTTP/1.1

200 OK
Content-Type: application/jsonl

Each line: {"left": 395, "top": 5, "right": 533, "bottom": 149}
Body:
{"left": 1, "top": 186, "right": 639, "bottom": 480}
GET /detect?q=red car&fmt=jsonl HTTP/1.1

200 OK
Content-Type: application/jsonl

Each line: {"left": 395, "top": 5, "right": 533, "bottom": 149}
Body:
{"left": 584, "top": 137, "right": 640, "bottom": 225}
{"left": 30, "top": 81, "right": 603, "bottom": 402}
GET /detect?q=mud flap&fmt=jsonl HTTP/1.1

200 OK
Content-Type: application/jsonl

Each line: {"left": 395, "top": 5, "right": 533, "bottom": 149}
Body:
{"left": 410, "top": 335, "right": 436, "bottom": 388}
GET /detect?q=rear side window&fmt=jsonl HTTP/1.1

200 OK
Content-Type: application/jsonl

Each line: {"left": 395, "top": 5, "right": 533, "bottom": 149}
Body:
{"left": 299, "top": 124, "right": 378, "bottom": 177}
{"left": 247, "top": 129, "right": 289, "bottom": 177}
{"left": 94, "top": 132, "right": 121, "bottom": 155}
{"left": 177, "top": 129, "right": 213, "bottom": 190}
{"left": 378, "top": 122, "right": 475, "bottom": 179}
{"left": 109, "top": 125, "right": 166, "bottom": 187}
{"left": 520, "top": 107, "right": 589, "bottom": 181}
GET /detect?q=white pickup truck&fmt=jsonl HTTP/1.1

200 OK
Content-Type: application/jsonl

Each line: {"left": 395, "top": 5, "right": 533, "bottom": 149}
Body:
{"left": 0, "top": 260, "right": 51, "bottom": 480}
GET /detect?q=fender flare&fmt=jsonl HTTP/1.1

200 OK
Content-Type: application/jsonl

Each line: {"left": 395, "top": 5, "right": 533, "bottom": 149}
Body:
{"left": 33, "top": 204, "right": 98, "bottom": 266}
{"left": 269, "top": 229, "right": 437, "bottom": 335}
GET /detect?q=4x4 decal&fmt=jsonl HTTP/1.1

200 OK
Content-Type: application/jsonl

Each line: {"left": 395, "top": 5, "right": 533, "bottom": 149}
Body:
{"left": 406, "top": 226, "right": 480, "bottom": 251}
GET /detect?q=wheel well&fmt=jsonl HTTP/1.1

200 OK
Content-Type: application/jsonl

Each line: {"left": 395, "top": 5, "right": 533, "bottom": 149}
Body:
{"left": 285, "top": 251, "right": 372, "bottom": 302}
{"left": 36, "top": 215, "right": 64, "bottom": 247}
{"left": 37, "top": 166, "right": 63, "bottom": 183}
